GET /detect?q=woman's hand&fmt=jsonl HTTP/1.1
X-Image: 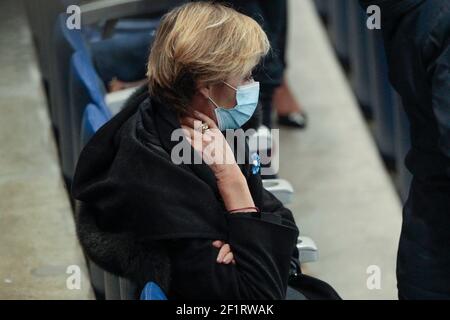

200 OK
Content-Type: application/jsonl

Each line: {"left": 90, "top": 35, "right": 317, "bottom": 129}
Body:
{"left": 180, "top": 111, "right": 257, "bottom": 213}
{"left": 213, "top": 240, "right": 236, "bottom": 265}
{"left": 180, "top": 111, "right": 238, "bottom": 177}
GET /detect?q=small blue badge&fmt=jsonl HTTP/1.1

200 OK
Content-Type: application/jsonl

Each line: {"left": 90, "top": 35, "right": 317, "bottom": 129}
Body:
{"left": 251, "top": 152, "right": 260, "bottom": 175}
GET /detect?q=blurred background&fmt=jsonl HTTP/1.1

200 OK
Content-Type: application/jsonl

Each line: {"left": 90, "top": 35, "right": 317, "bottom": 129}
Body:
{"left": 0, "top": 0, "right": 409, "bottom": 299}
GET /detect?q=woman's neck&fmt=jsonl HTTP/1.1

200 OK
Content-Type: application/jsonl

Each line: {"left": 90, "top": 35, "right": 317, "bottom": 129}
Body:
{"left": 185, "top": 94, "right": 218, "bottom": 124}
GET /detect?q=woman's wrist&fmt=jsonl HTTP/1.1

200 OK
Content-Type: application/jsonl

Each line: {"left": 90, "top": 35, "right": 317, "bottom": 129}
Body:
{"left": 215, "top": 165, "right": 256, "bottom": 212}
{"left": 228, "top": 206, "right": 260, "bottom": 214}
{"left": 213, "top": 163, "right": 242, "bottom": 182}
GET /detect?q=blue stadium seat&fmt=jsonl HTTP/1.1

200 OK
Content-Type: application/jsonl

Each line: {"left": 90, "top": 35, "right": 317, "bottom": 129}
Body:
{"left": 348, "top": 1, "right": 372, "bottom": 118}
{"left": 24, "top": 0, "right": 78, "bottom": 82}
{"left": 107, "top": 17, "right": 161, "bottom": 35}
{"left": 367, "top": 31, "right": 396, "bottom": 163}
{"left": 80, "top": 103, "right": 110, "bottom": 148}
{"left": 51, "top": 13, "right": 154, "bottom": 182}
{"left": 71, "top": 29, "right": 156, "bottom": 161}
{"left": 50, "top": 13, "right": 90, "bottom": 183}
{"left": 140, "top": 282, "right": 168, "bottom": 300}
{"left": 69, "top": 51, "right": 111, "bottom": 163}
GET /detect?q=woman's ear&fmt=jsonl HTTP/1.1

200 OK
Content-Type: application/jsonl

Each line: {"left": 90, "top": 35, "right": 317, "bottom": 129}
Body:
{"left": 197, "top": 84, "right": 211, "bottom": 100}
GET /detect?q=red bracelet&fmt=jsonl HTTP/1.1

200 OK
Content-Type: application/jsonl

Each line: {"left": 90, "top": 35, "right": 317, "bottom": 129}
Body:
{"left": 228, "top": 206, "right": 260, "bottom": 213}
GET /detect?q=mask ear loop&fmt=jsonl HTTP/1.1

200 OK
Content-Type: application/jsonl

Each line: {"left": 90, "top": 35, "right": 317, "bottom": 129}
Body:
{"left": 208, "top": 96, "right": 220, "bottom": 108}
{"left": 223, "top": 81, "right": 237, "bottom": 91}
{"left": 208, "top": 81, "right": 236, "bottom": 108}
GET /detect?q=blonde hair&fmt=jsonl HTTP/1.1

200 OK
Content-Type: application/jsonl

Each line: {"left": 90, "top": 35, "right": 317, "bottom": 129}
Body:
{"left": 147, "top": 1, "right": 270, "bottom": 113}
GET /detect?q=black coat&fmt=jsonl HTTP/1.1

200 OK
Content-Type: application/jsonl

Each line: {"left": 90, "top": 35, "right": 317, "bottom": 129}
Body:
{"left": 361, "top": 0, "right": 450, "bottom": 298}
{"left": 72, "top": 86, "right": 300, "bottom": 299}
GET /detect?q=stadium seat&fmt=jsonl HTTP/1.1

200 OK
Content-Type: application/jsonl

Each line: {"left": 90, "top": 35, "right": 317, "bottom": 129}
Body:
{"left": 50, "top": 2, "right": 180, "bottom": 183}
{"left": 140, "top": 282, "right": 168, "bottom": 300}
{"left": 50, "top": 13, "right": 90, "bottom": 183}
{"left": 86, "top": 260, "right": 106, "bottom": 300}
{"left": 104, "top": 272, "right": 122, "bottom": 300}
{"left": 69, "top": 51, "right": 111, "bottom": 164}
{"left": 23, "top": 0, "right": 78, "bottom": 82}
{"left": 80, "top": 104, "right": 110, "bottom": 148}
{"left": 119, "top": 277, "right": 139, "bottom": 300}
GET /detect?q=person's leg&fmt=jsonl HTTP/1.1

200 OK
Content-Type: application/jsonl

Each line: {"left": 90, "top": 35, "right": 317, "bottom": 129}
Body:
{"left": 273, "top": 79, "right": 308, "bottom": 128}
{"left": 263, "top": 0, "right": 308, "bottom": 129}
{"left": 91, "top": 32, "right": 154, "bottom": 88}
{"left": 397, "top": 179, "right": 450, "bottom": 300}
{"left": 257, "top": 0, "right": 287, "bottom": 128}
{"left": 260, "top": 84, "right": 277, "bottom": 128}
{"left": 228, "top": 0, "right": 285, "bottom": 128}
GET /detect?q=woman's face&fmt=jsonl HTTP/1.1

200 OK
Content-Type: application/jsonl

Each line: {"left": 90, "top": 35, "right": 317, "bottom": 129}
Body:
{"left": 192, "top": 72, "right": 254, "bottom": 125}
{"left": 207, "top": 73, "right": 254, "bottom": 109}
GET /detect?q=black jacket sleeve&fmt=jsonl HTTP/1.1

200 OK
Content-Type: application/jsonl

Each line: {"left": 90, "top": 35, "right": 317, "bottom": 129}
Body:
{"left": 425, "top": 20, "right": 450, "bottom": 158}
{"left": 166, "top": 190, "right": 299, "bottom": 300}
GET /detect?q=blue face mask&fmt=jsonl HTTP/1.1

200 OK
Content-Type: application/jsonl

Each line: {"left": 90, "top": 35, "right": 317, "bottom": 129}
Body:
{"left": 208, "top": 81, "right": 260, "bottom": 131}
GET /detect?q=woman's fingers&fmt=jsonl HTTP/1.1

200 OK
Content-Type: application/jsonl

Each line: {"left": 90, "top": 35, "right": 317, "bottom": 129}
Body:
{"left": 182, "top": 125, "right": 211, "bottom": 156}
{"left": 180, "top": 116, "right": 203, "bottom": 131}
{"left": 212, "top": 240, "right": 224, "bottom": 248}
{"left": 222, "top": 252, "right": 234, "bottom": 264}
{"left": 181, "top": 116, "right": 216, "bottom": 141}
{"left": 181, "top": 127, "right": 192, "bottom": 140}
{"left": 193, "top": 111, "right": 218, "bottom": 130}
{"left": 181, "top": 124, "right": 195, "bottom": 137}
{"left": 181, "top": 125, "right": 201, "bottom": 145}
{"left": 216, "top": 243, "right": 231, "bottom": 263}
{"left": 212, "top": 241, "right": 236, "bottom": 265}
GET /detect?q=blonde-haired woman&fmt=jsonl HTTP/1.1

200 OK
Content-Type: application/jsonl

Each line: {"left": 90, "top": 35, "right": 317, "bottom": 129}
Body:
{"left": 73, "top": 2, "right": 338, "bottom": 300}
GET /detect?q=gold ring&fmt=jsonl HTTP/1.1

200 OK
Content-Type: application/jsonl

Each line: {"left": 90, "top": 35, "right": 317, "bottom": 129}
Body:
{"left": 201, "top": 123, "right": 209, "bottom": 134}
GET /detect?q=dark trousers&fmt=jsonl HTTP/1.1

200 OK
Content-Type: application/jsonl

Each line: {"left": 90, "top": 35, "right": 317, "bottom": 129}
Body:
{"left": 227, "top": 0, "right": 288, "bottom": 128}
{"left": 397, "top": 178, "right": 450, "bottom": 300}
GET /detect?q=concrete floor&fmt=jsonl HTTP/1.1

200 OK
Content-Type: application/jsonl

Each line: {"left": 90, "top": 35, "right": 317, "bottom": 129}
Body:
{"left": 0, "top": 0, "right": 92, "bottom": 299}
{"left": 0, "top": 0, "right": 401, "bottom": 300}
